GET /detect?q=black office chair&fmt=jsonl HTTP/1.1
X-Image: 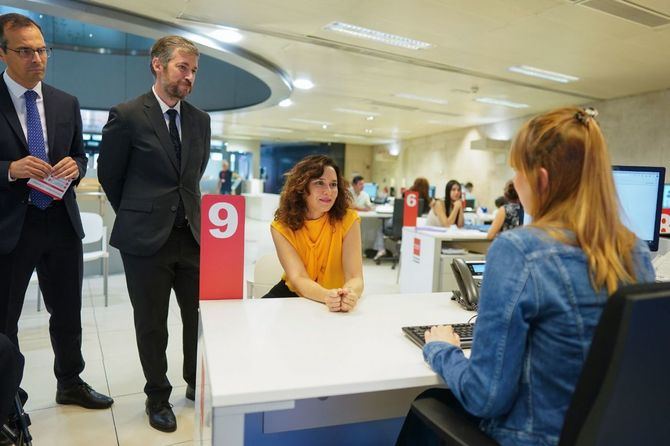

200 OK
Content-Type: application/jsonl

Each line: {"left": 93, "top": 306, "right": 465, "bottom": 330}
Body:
{"left": 377, "top": 198, "right": 425, "bottom": 269}
{"left": 402, "top": 281, "right": 670, "bottom": 446}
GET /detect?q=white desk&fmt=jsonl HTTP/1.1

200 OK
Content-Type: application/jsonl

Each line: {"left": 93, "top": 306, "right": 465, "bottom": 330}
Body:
{"left": 399, "top": 227, "right": 491, "bottom": 293}
{"left": 358, "top": 209, "right": 393, "bottom": 251}
{"left": 195, "top": 293, "right": 472, "bottom": 445}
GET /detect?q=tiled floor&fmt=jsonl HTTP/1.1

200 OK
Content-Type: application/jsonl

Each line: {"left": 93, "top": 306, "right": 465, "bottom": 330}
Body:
{"left": 14, "top": 217, "right": 401, "bottom": 445}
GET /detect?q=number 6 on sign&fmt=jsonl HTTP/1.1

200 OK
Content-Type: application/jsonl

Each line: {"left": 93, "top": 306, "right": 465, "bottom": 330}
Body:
{"left": 208, "top": 202, "right": 238, "bottom": 239}
{"left": 200, "top": 195, "right": 245, "bottom": 300}
{"left": 403, "top": 191, "right": 419, "bottom": 227}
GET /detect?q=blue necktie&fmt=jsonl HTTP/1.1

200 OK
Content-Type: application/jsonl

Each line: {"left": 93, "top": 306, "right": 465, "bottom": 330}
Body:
{"left": 24, "top": 90, "right": 52, "bottom": 209}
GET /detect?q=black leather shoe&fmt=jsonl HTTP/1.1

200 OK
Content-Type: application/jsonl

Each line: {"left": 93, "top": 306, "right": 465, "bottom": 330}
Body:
{"left": 146, "top": 400, "right": 177, "bottom": 432}
{"left": 185, "top": 385, "right": 195, "bottom": 401}
{"left": 56, "top": 383, "right": 113, "bottom": 409}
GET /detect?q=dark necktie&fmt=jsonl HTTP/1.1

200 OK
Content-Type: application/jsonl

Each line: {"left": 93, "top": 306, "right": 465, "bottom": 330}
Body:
{"left": 166, "top": 108, "right": 186, "bottom": 227}
{"left": 166, "top": 108, "right": 181, "bottom": 164}
{"left": 24, "top": 90, "right": 52, "bottom": 209}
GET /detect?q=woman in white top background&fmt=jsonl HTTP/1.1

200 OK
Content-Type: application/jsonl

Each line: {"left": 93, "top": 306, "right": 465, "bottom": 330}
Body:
{"left": 426, "top": 179, "right": 465, "bottom": 228}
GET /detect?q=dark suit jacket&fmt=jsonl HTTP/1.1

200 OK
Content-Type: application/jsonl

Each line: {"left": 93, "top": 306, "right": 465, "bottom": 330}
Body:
{"left": 0, "top": 76, "right": 87, "bottom": 255}
{"left": 97, "top": 91, "right": 211, "bottom": 256}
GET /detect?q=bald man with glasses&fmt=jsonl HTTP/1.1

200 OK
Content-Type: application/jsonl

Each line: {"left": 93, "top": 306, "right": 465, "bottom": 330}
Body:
{"left": 0, "top": 13, "right": 112, "bottom": 410}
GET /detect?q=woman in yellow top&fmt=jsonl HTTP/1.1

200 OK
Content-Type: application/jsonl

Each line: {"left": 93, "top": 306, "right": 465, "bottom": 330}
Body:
{"left": 266, "top": 155, "right": 364, "bottom": 312}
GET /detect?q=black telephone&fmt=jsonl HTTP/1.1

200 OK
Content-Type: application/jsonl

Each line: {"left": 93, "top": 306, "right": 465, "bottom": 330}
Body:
{"left": 451, "top": 258, "right": 486, "bottom": 311}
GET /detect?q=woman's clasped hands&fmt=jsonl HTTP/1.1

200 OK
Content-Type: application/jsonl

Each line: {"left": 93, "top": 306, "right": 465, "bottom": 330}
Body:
{"left": 324, "top": 288, "right": 359, "bottom": 312}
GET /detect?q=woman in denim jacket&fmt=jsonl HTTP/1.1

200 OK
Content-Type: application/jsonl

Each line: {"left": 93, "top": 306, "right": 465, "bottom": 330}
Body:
{"left": 397, "top": 107, "right": 655, "bottom": 446}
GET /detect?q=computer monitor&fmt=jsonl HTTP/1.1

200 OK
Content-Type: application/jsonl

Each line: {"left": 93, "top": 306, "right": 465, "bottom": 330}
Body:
{"left": 363, "top": 182, "right": 377, "bottom": 199}
{"left": 663, "top": 184, "right": 670, "bottom": 209}
{"left": 465, "top": 198, "right": 476, "bottom": 209}
{"left": 429, "top": 185, "right": 436, "bottom": 198}
{"left": 612, "top": 165, "right": 665, "bottom": 252}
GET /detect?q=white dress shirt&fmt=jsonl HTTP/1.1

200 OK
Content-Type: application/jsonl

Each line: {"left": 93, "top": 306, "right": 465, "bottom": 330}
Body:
{"left": 4, "top": 71, "right": 50, "bottom": 181}
{"left": 152, "top": 85, "right": 182, "bottom": 139}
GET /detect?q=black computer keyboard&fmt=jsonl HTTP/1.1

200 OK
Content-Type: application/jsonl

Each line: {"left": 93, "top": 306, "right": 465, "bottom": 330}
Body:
{"left": 402, "top": 323, "right": 475, "bottom": 349}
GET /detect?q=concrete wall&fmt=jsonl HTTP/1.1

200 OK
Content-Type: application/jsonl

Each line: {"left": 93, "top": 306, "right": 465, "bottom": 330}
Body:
{"left": 344, "top": 144, "right": 374, "bottom": 184}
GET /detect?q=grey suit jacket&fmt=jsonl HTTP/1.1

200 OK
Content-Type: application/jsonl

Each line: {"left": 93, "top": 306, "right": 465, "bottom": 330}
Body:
{"left": 0, "top": 76, "right": 87, "bottom": 254}
{"left": 97, "top": 91, "right": 211, "bottom": 256}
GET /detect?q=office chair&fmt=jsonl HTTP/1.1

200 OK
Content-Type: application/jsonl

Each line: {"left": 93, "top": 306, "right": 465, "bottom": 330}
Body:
{"left": 402, "top": 281, "right": 670, "bottom": 446}
{"left": 0, "top": 394, "right": 32, "bottom": 446}
{"left": 376, "top": 198, "right": 405, "bottom": 269}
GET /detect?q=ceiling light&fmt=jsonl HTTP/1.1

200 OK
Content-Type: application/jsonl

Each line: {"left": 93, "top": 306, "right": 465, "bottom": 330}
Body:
{"left": 259, "top": 127, "right": 294, "bottom": 133}
{"left": 293, "top": 78, "right": 314, "bottom": 90}
{"left": 289, "top": 118, "right": 331, "bottom": 126}
{"left": 366, "top": 116, "right": 375, "bottom": 121}
{"left": 394, "top": 93, "right": 448, "bottom": 105}
{"left": 508, "top": 65, "right": 578, "bottom": 83}
{"left": 333, "top": 133, "right": 367, "bottom": 140}
{"left": 322, "top": 124, "right": 328, "bottom": 129}
{"left": 333, "top": 108, "right": 380, "bottom": 117}
{"left": 364, "top": 129, "right": 373, "bottom": 134}
{"left": 210, "top": 27, "right": 243, "bottom": 43}
{"left": 475, "top": 97, "right": 529, "bottom": 109}
{"left": 278, "top": 99, "right": 293, "bottom": 108}
{"left": 324, "top": 22, "right": 433, "bottom": 50}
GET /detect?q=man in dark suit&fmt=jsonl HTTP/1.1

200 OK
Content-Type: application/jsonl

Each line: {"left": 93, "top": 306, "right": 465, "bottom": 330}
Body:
{"left": 98, "top": 35, "right": 210, "bottom": 432}
{"left": 0, "top": 13, "right": 113, "bottom": 409}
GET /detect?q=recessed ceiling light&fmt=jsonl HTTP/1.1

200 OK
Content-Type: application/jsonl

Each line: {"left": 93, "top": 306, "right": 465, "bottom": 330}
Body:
{"left": 324, "top": 22, "right": 433, "bottom": 50}
{"left": 364, "top": 129, "right": 373, "bottom": 134}
{"left": 394, "top": 93, "right": 448, "bottom": 105}
{"left": 333, "top": 108, "right": 380, "bottom": 117}
{"left": 475, "top": 97, "right": 529, "bottom": 109}
{"left": 293, "top": 78, "right": 314, "bottom": 90}
{"left": 278, "top": 99, "right": 293, "bottom": 108}
{"left": 366, "top": 116, "right": 375, "bottom": 121}
{"left": 210, "top": 27, "right": 243, "bottom": 43}
{"left": 322, "top": 124, "right": 328, "bottom": 129}
{"left": 508, "top": 65, "right": 578, "bottom": 83}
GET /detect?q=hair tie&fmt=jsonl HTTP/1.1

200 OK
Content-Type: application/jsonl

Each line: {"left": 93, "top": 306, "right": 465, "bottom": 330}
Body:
{"left": 575, "top": 107, "right": 598, "bottom": 125}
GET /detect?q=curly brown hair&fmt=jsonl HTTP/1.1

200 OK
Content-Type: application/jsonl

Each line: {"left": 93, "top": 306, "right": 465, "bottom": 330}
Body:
{"left": 274, "top": 155, "right": 350, "bottom": 230}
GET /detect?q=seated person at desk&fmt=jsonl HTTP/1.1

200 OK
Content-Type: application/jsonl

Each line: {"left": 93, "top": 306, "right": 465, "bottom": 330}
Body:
{"left": 266, "top": 155, "right": 364, "bottom": 312}
{"left": 349, "top": 175, "right": 373, "bottom": 211}
{"left": 487, "top": 180, "right": 523, "bottom": 239}
{"left": 396, "top": 107, "right": 655, "bottom": 446}
{"left": 425, "top": 179, "right": 465, "bottom": 228}
{"left": 372, "top": 177, "right": 432, "bottom": 261}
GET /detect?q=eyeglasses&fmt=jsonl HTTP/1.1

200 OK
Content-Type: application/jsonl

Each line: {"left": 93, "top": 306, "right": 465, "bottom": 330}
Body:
{"left": 4, "top": 47, "right": 52, "bottom": 59}
{"left": 310, "top": 179, "right": 338, "bottom": 191}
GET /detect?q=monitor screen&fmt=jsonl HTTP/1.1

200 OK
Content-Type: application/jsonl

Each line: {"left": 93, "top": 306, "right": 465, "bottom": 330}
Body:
{"left": 429, "top": 185, "right": 436, "bottom": 198}
{"left": 612, "top": 166, "right": 665, "bottom": 251}
{"left": 363, "top": 183, "right": 377, "bottom": 199}
{"left": 663, "top": 184, "right": 670, "bottom": 209}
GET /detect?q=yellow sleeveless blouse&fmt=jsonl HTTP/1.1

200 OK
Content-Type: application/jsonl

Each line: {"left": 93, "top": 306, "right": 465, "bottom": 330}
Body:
{"left": 271, "top": 209, "right": 360, "bottom": 294}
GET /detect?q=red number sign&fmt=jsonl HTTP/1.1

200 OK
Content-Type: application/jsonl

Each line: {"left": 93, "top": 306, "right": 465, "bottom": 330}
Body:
{"left": 403, "top": 191, "right": 419, "bottom": 227}
{"left": 200, "top": 195, "right": 245, "bottom": 299}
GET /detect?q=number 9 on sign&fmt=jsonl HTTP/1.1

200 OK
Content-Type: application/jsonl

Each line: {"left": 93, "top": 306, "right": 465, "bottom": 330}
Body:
{"left": 406, "top": 194, "right": 417, "bottom": 208}
{"left": 209, "top": 202, "right": 238, "bottom": 239}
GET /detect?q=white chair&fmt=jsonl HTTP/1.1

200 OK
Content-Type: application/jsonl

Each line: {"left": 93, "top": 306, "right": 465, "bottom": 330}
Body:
{"left": 38, "top": 212, "right": 110, "bottom": 310}
{"left": 246, "top": 252, "right": 284, "bottom": 298}
{"left": 80, "top": 212, "right": 110, "bottom": 306}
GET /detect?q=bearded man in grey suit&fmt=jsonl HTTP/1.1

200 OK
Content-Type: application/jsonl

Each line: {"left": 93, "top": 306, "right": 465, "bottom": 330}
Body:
{"left": 98, "top": 35, "right": 211, "bottom": 433}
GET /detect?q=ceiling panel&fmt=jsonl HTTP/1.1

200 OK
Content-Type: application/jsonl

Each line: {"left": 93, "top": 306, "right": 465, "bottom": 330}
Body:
{"left": 70, "top": 0, "right": 670, "bottom": 143}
